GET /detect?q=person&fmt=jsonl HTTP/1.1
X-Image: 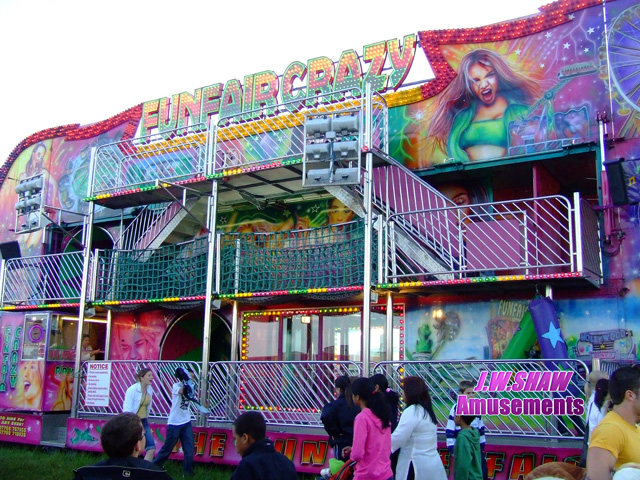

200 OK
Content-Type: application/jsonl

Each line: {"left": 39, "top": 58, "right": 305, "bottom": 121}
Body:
{"left": 587, "top": 379, "right": 610, "bottom": 440}
{"left": 14, "top": 361, "right": 44, "bottom": 410}
{"left": 230, "top": 411, "right": 297, "bottom": 480}
{"left": 585, "top": 370, "right": 610, "bottom": 419}
{"left": 123, "top": 368, "right": 156, "bottom": 462}
{"left": 342, "top": 377, "right": 393, "bottom": 480}
{"left": 371, "top": 373, "right": 400, "bottom": 432}
{"left": 580, "top": 372, "right": 610, "bottom": 467}
{"left": 391, "top": 376, "right": 446, "bottom": 480}
{"left": 446, "top": 380, "right": 487, "bottom": 479}
{"left": 587, "top": 366, "right": 640, "bottom": 480}
{"left": 80, "top": 334, "right": 102, "bottom": 362}
{"left": 73, "top": 412, "right": 173, "bottom": 480}
{"left": 453, "top": 415, "right": 483, "bottom": 480}
{"left": 152, "top": 367, "right": 195, "bottom": 478}
{"left": 321, "top": 375, "right": 360, "bottom": 461}
{"left": 428, "top": 48, "right": 541, "bottom": 162}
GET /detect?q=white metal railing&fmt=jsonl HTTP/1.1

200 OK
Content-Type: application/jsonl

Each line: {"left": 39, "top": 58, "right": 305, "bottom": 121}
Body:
{"left": 76, "top": 361, "right": 201, "bottom": 420}
{"left": 91, "top": 123, "right": 208, "bottom": 197}
{"left": 384, "top": 195, "right": 576, "bottom": 281}
{"left": 73, "top": 359, "right": 588, "bottom": 439}
{"left": 115, "top": 203, "right": 175, "bottom": 250}
{"left": 206, "top": 361, "right": 361, "bottom": 426}
{"left": 0, "top": 251, "right": 86, "bottom": 305}
{"left": 212, "top": 88, "right": 387, "bottom": 174}
{"left": 373, "top": 359, "right": 588, "bottom": 439}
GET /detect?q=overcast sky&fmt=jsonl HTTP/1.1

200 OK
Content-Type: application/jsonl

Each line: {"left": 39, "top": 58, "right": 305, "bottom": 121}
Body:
{"left": 0, "top": 0, "right": 546, "bottom": 162}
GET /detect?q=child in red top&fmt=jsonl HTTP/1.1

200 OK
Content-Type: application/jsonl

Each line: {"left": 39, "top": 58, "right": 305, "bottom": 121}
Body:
{"left": 341, "top": 377, "right": 393, "bottom": 480}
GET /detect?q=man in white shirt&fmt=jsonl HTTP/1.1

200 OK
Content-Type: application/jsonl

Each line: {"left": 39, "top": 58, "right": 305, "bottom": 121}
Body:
{"left": 80, "top": 334, "right": 102, "bottom": 361}
{"left": 152, "top": 367, "right": 195, "bottom": 478}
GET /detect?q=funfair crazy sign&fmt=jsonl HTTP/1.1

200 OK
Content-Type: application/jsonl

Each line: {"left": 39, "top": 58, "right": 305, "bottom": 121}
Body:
{"left": 140, "top": 35, "right": 419, "bottom": 136}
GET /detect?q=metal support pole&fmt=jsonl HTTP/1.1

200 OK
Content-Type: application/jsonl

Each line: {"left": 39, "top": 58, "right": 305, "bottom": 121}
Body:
{"left": 71, "top": 147, "right": 98, "bottom": 418}
{"left": 362, "top": 83, "right": 374, "bottom": 376}
{"left": 200, "top": 181, "right": 218, "bottom": 426}
{"left": 385, "top": 292, "right": 393, "bottom": 361}
{"left": 230, "top": 301, "right": 239, "bottom": 361}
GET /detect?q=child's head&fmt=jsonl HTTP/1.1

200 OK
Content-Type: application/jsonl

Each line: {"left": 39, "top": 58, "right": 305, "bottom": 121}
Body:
{"left": 370, "top": 373, "right": 390, "bottom": 392}
{"left": 459, "top": 380, "right": 476, "bottom": 397}
{"left": 454, "top": 414, "right": 477, "bottom": 428}
{"left": 233, "top": 411, "right": 266, "bottom": 457}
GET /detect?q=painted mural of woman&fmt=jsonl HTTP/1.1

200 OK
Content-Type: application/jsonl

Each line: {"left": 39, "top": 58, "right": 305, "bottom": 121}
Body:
{"left": 429, "top": 48, "right": 542, "bottom": 162}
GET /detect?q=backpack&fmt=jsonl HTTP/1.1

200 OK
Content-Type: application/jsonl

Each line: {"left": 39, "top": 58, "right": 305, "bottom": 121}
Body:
{"left": 329, "top": 460, "right": 356, "bottom": 480}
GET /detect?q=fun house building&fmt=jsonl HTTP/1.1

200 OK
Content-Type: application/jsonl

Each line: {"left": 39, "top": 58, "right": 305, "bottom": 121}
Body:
{"left": 0, "top": 0, "right": 639, "bottom": 476}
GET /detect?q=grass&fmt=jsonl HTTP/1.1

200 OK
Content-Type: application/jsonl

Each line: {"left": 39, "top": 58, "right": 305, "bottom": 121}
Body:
{"left": 0, "top": 442, "right": 318, "bottom": 479}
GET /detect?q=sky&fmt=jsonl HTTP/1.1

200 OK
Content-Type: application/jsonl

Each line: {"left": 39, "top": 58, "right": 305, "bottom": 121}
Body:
{"left": 0, "top": 0, "right": 547, "bottom": 163}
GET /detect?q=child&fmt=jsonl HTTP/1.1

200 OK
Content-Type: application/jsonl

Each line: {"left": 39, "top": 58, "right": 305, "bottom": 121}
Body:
{"left": 446, "top": 380, "right": 487, "bottom": 479}
{"left": 453, "top": 415, "right": 483, "bottom": 480}
{"left": 342, "top": 377, "right": 393, "bottom": 480}
{"left": 231, "top": 411, "right": 297, "bottom": 480}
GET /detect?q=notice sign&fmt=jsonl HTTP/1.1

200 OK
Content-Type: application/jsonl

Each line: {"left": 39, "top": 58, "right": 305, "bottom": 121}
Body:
{"left": 85, "top": 362, "right": 111, "bottom": 407}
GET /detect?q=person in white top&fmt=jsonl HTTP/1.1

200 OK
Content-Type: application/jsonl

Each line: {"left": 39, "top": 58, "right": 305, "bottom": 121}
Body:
{"left": 587, "top": 378, "right": 610, "bottom": 441}
{"left": 152, "top": 367, "right": 195, "bottom": 478}
{"left": 122, "top": 368, "right": 155, "bottom": 461}
{"left": 391, "top": 376, "right": 447, "bottom": 480}
{"left": 80, "top": 334, "right": 102, "bottom": 362}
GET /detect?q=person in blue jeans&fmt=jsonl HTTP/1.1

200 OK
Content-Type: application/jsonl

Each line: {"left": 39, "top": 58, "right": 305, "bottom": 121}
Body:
{"left": 153, "top": 367, "right": 195, "bottom": 478}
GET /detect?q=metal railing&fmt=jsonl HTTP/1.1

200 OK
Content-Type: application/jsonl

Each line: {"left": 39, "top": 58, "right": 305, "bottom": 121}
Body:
{"left": 76, "top": 361, "right": 202, "bottom": 420}
{"left": 115, "top": 203, "right": 175, "bottom": 250}
{"left": 217, "top": 220, "right": 371, "bottom": 294}
{"left": 0, "top": 251, "right": 86, "bottom": 305}
{"left": 212, "top": 88, "right": 388, "bottom": 174}
{"left": 73, "top": 359, "right": 588, "bottom": 439}
{"left": 373, "top": 359, "right": 588, "bottom": 438}
{"left": 93, "top": 238, "right": 209, "bottom": 302}
{"left": 384, "top": 195, "right": 576, "bottom": 281}
{"left": 91, "top": 123, "right": 208, "bottom": 197}
{"left": 577, "top": 195, "right": 603, "bottom": 283}
{"left": 206, "top": 361, "right": 361, "bottom": 427}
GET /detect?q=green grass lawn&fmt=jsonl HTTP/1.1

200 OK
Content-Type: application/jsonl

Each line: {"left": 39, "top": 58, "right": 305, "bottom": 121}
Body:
{"left": 0, "top": 442, "right": 318, "bottom": 479}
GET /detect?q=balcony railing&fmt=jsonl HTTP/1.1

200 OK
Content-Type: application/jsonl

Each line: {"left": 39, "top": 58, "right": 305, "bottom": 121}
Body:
{"left": 383, "top": 195, "right": 591, "bottom": 282}
{"left": 0, "top": 251, "right": 86, "bottom": 306}
{"left": 93, "top": 237, "right": 208, "bottom": 303}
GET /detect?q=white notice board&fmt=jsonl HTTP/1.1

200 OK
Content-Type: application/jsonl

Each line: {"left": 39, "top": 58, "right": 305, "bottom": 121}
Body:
{"left": 85, "top": 362, "right": 112, "bottom": 407}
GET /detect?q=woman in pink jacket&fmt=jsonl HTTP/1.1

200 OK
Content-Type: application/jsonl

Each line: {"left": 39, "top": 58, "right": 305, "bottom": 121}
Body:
{"left": 342, "top": 377, "right": 393, "bottom": 480}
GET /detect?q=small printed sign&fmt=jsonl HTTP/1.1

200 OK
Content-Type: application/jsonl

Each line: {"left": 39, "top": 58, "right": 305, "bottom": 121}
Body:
{"left": 84, "top": 362, "right": 111, "bottom": 407}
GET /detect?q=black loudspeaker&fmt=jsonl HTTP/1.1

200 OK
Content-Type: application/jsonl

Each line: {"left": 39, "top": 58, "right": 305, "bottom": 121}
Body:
{"left": 604, "top": 158, "right": 630, "bottom": 206}
{"left": 0, "top": 241, "right": 21, "bottom": 260}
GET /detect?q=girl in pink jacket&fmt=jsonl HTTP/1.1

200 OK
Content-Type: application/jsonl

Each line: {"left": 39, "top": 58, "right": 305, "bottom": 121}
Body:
{"left": 342, "top": 377, "right": 393, "bottom": 480}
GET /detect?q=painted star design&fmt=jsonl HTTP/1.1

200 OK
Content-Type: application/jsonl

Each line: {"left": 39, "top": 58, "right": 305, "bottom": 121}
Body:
{"left": 545, "top": 32, "right": 552, "bottom": 39}
{"left": 27, "top": 426, "right": 31, "bottom": 432}
{"left": 542, "top": 322, "right": 566, "bottom": 349}
{"left": 515, "top": 49, "right": 521, "bottom": 55}
{"left": 588, "top": 27, "right": 595, "bottom": 34}
{"left": 563, "top": 42, "right": 570, "bottom": 49}
{"left": 584, "top": 48, "right": 590, "bottom": 54}
{"left": 569, "top": 14, "right": 575, "bottom": 19}
{"left": 218, "top": 216, "right": 227, "bottom": 225}
{"left": 310, "top": 204, "right": 320, "bottom": 213}
{"left": 540, "top": 63, "right": 546, "bottom": 69}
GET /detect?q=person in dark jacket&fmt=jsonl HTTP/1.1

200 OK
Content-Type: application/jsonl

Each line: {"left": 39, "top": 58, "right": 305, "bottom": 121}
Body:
{"left": 231, "top": 411, "right": 297, "bottom": 480}
{"left": 73, "top": 412, "right": 173, "bottom": 480}
{"left": 321, "top": 375, "right": 360, "bottom": 461}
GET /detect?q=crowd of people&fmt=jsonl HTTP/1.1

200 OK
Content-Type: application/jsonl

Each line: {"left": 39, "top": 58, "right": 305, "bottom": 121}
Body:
{"left": 72, "top": 366, "right": 640, "bottom": 480}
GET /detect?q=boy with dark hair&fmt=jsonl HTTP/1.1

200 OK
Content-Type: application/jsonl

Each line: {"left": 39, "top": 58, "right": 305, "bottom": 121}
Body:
{"left": 587, "top": 366, "right": 640, "bottom": 480}
{"left": 231, "top": 411, "right": 297, "bottom": 480}
{"left": 73, "top": 412, "right": 172, "bottom": 479}
{"left": 446, "top": 380, "right": 488, "bottom": 479}
{"left": 453, "top": 415, "right": 483, "bottom": 480}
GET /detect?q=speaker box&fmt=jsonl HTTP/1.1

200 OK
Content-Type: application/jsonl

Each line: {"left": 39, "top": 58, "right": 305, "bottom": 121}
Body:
{"left": 0, "top": 241, "right": 21, "bottom": 260}
{"left": 604, "top": 158, "right": 630, "bottom": 206}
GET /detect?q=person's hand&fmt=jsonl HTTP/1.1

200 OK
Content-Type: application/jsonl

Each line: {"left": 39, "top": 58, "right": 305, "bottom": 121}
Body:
{"left": 342, "top": 446, "right": 352, "bottom": 458}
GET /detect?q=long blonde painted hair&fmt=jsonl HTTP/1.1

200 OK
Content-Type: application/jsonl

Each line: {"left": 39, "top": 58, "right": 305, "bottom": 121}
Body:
{"left": 428, "top": 48, "right": 542, "bottom": 152}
